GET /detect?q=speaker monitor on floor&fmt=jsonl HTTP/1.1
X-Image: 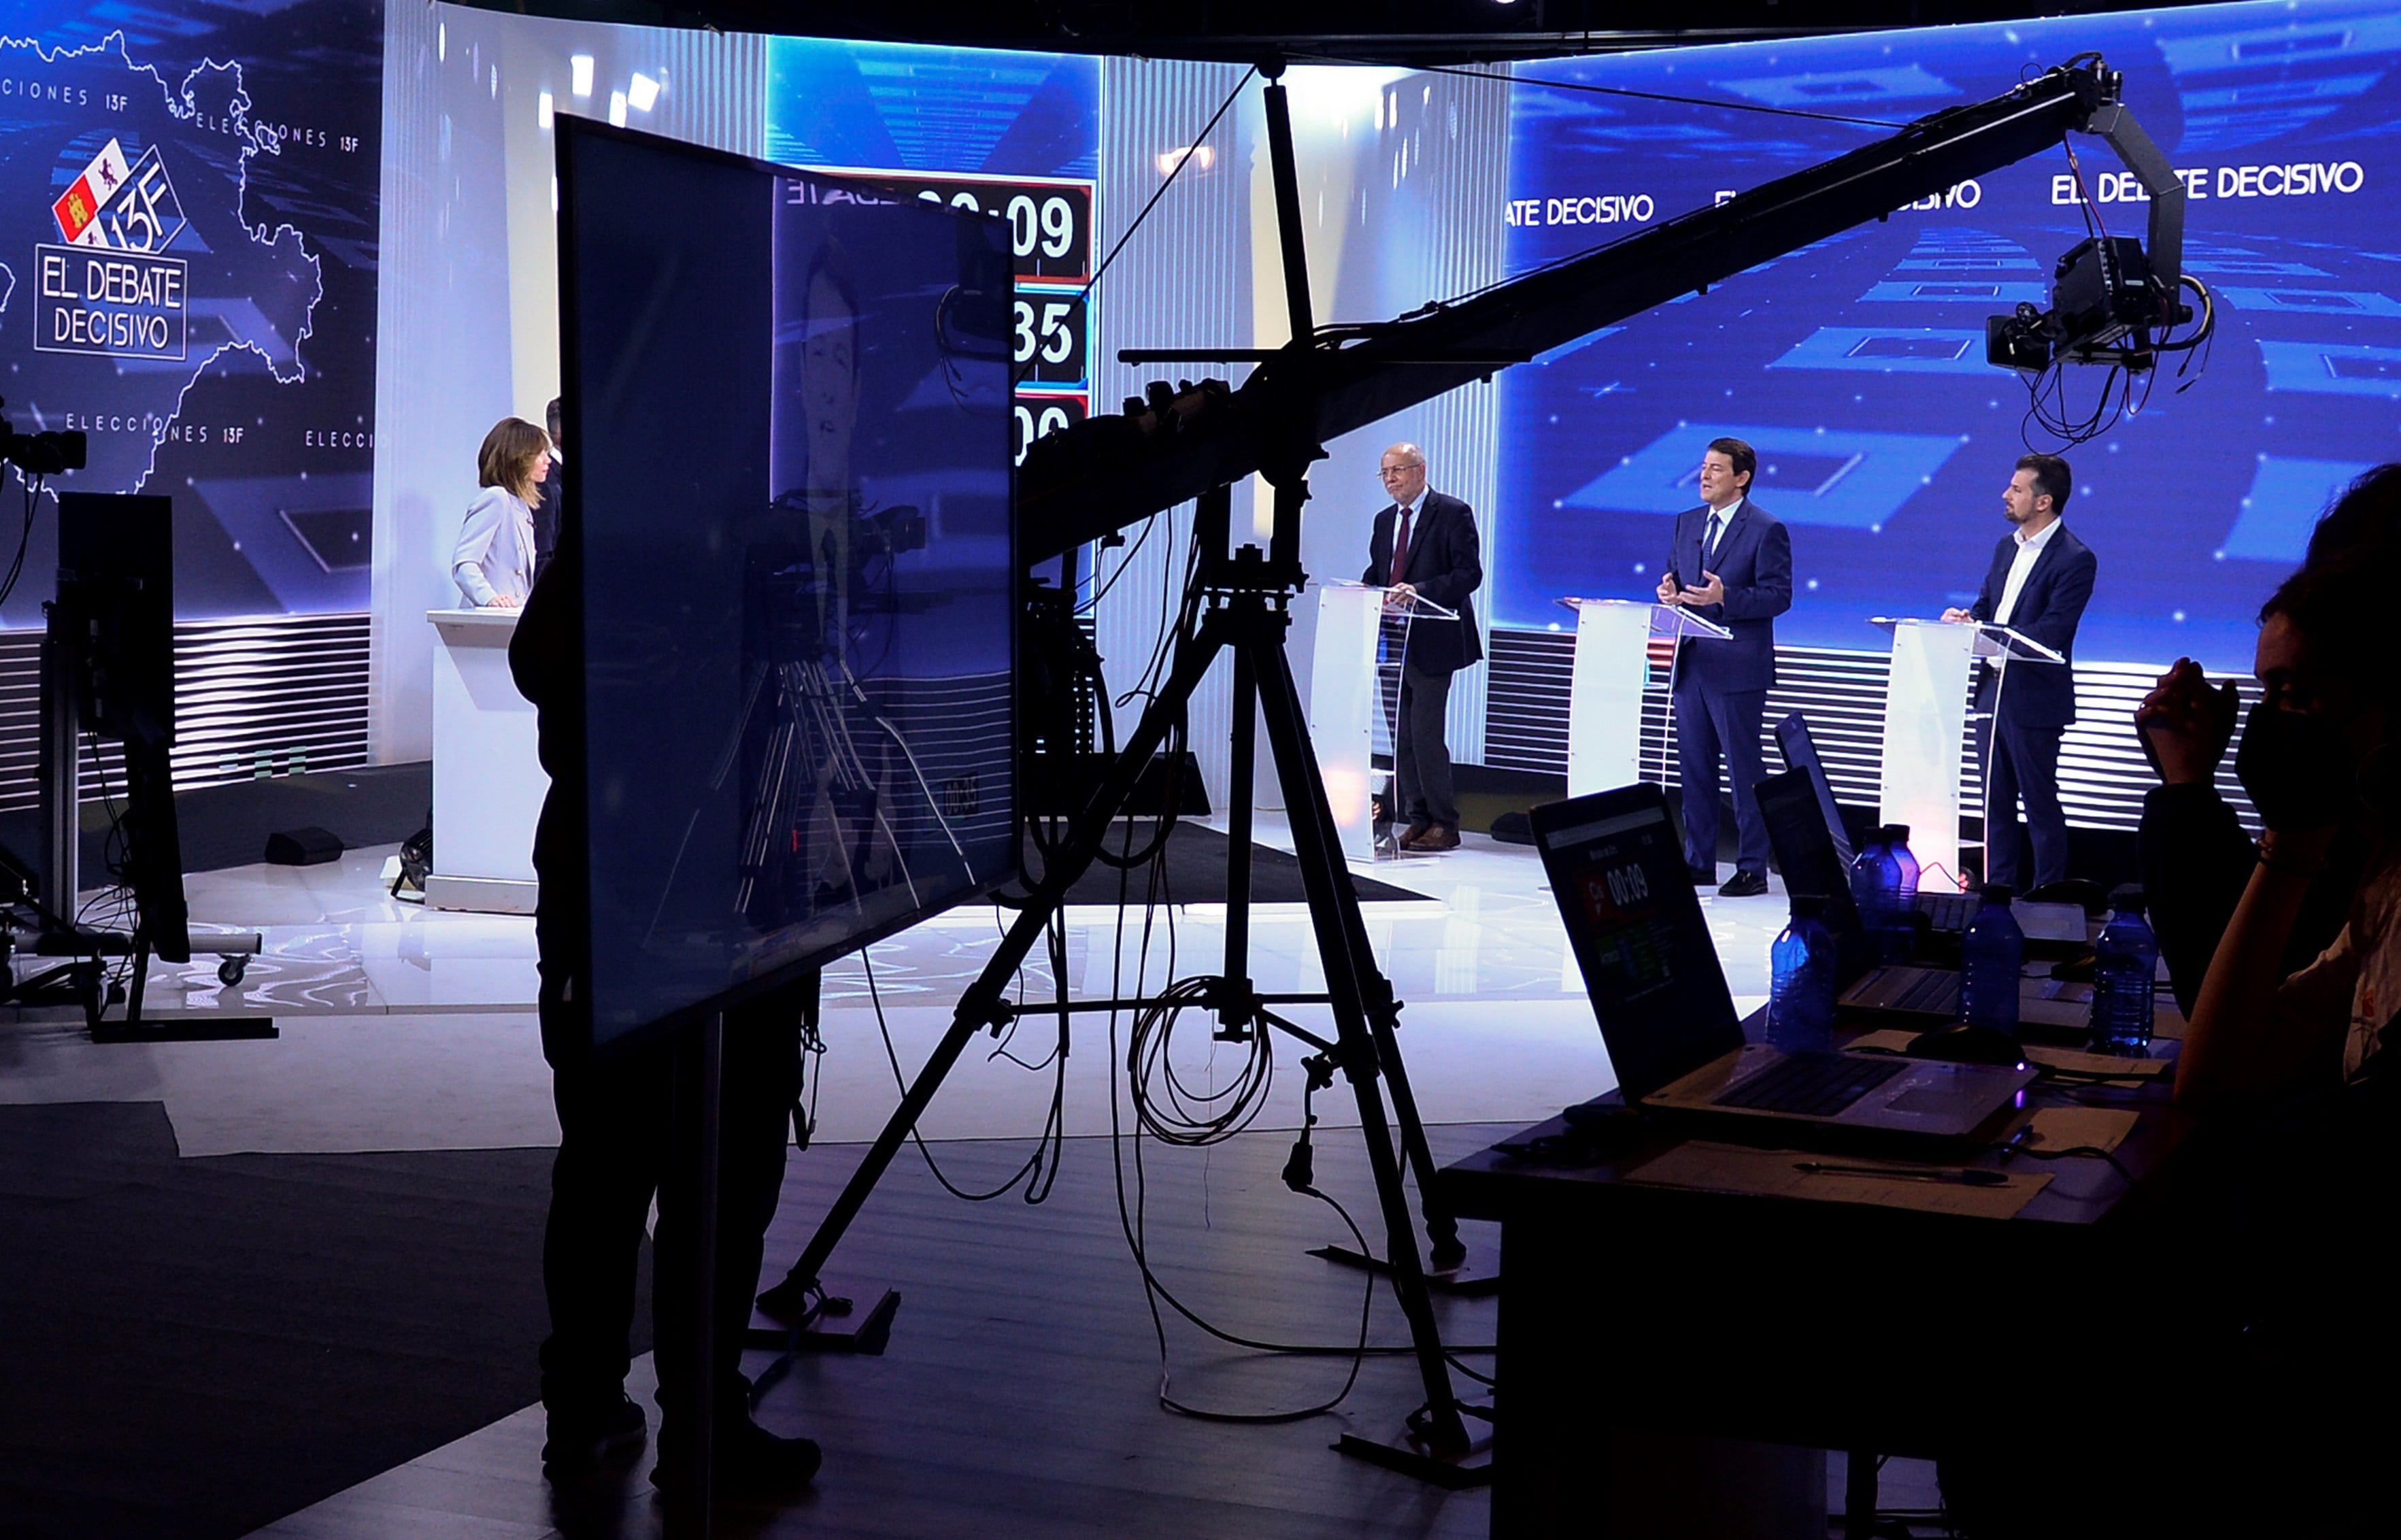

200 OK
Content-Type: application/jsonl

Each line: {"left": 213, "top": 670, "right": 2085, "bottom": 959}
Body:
{"left": 265, "top": 826, "right": 344, "bottom": 867}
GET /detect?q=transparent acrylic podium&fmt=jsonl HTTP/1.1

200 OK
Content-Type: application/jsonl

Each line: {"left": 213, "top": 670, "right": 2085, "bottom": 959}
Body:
{"left": 1309, "top": 581, "right": 1460, "bottom": 861}
{"left": 1557, "top": 598, "right": 1731, "bottom": 797}
{"left": 1868, "top": 616, "right": 2064, "bottom": 884}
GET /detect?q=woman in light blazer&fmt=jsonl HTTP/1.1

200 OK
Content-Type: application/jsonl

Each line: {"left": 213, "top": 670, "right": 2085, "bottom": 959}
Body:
{"left": 453, "top": 417, "right": 550, "bottom": 608}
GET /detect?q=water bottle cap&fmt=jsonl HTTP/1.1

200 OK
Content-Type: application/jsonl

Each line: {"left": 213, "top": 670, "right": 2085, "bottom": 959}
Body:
{"left": 1790, "top": 893, "right": 1827, "bottom": 919}
{"left": 1980, "top": 882, "right": 2015, "bottom": 904}
{"left": 2108, "top": 882, "right": 2147, "bottom": 916}
{"left": 1885, "top": 824, "right": 1911, "bottom": 843}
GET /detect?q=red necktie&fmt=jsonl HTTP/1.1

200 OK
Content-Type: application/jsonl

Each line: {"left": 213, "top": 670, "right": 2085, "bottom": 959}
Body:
{"left": 1389, "top": 505, "right": 1413, "bottom": 586}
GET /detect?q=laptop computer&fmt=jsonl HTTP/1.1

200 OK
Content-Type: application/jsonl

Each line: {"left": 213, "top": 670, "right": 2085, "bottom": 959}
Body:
{"left": 1751, "top": 767, "right": 2092, "bottom": 1031}
{"left": 1773, "top": 713, "right": 1853, "bottom": 869}
{"left": 1532, "top": 783, "right": 2034, "bottom": 1137}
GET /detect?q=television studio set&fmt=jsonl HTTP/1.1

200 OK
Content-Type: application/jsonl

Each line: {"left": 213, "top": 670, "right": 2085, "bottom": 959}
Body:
{"left": 5, "top": 0, "right": 2400, "bottom": 1536}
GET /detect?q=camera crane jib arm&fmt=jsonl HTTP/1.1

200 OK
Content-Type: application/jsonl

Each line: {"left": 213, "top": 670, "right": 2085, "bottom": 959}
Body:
{"left": 1019, "top": 55, "right": 2179, "bottom": 565}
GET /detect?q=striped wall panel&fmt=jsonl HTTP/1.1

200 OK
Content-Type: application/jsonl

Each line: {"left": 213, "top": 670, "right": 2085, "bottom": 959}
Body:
{"left": 1089, "top": 58, "right": 1254, "bottom": 814}
{"left": 1396, "top": 69, "right": 1509, "bottom": 769}
{"left": 0, "top": 614, "right": 371, "bottom": 814}
{"left": 1484, "top": 626, "right": 2262, "bottom": 836}
{"left": 651, "top": 28, "right": 769, "bottom": 158}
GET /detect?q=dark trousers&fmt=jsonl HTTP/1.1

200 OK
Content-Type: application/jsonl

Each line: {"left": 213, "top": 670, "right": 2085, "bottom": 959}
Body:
{"left": 1394, "top": 661, "right": 1458, "bottom": 829}
{"left": 537, "top": 911, "right": 808, "bottom": 1424}
{"left": 1975, "top": 682, "right": 2069, "bottom": 891}
{"left": 1673, "top": 677, "right": 1770, "bottom": 876}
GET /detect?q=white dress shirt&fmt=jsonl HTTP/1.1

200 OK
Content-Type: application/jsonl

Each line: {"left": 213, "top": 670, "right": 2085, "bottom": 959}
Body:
{"left": 1994, "top": 516, "right": 2061, "bottom": 626}
{"left": 1701, "top": 497, "right": 1741, "bottom": 567}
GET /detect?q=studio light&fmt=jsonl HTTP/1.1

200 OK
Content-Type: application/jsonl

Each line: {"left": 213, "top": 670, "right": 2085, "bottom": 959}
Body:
{"left": 570, "top": 54, "right": 593, "bottom": 97}
{"left": 628, "top": 72, "right": 659, "bottom": 112}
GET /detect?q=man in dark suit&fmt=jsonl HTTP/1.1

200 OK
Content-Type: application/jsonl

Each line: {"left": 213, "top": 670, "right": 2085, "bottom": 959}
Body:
{"left": 1942, "top": 452, "right": 2096, "bottom": 892}
{"left": 1362, "top": 441, "right": 1483, "bottom": 851}
{"left": 533, "top": 396, "right": 565, "bottom": 583}
{"left": 1658, "top": 437, "right": 1792, "bottom": 897}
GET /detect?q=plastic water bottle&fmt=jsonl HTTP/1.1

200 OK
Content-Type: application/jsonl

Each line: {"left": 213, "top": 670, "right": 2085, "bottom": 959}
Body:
{"left": 2089, "top": 884, "right": 2160, "bottom": 1055}
{"left": 1883, "top": 824, "right": 1922, "bottom": 908}
{"left": 1849, "top": 832, "right": 1908, "bottom": 962}
{"left": 1849, "top": 832, "right": 1896, "bottom": 916}
{"left": 1960, "top": 884, "right": 2025, "bottom": 1033}
{"left": 1768, "top": 894, "right": 1839, "bottom": 1054}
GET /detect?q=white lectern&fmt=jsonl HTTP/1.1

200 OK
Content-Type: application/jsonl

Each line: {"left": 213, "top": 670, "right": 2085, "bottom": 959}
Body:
{"left": 1309, "top": 582, "right": 1457, "bottom": 862}
{"left": 426, "top": 607, "right": 550, "bottom": 913}
{"left": 1560, "top": 598, "right": 1731, "bottom": 798}
{"left": 1869, "top": 617, "right": 2064, "bottom": 885}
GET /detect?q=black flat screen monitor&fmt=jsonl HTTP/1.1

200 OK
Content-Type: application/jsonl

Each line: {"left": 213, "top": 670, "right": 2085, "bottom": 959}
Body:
{"left": 558, "top": 118, "right": 1017, "bottom": 1049}
{"left": 55, "top": 492, "right": 190, "bottom": 963}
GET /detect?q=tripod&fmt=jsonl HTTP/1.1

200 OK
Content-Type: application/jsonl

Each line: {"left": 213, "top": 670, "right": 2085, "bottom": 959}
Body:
{"left": 759, "top": 473, "right": 1483, "bottom": 1474}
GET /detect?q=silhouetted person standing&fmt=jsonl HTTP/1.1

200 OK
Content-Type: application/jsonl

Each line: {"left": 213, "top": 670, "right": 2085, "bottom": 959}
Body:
{"left": 511, "top": 522, "right": 821, "bottom": 1500}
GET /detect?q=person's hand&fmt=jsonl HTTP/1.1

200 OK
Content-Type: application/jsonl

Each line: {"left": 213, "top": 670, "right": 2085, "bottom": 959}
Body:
{"left": 1941, "top": 606, "right": 1975, "bottom": 624}
{"left": 1385, "top": 581, "right": 1417, "bottom": 611}
{"left": 488, "top": 594, "right": 521, "bottom": 609}
{"left": 1683, "top": 570, "right": 1725, "bottom": 607}
{"left": 2136, "top": 657, "right": 2240, "bottom": 786}
{"left": 1656, "top": 572, "right": 1681, "bottom": 605}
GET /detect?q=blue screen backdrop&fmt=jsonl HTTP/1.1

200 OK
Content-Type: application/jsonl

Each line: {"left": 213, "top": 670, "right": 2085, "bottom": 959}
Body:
{"left": 765, "top": 39, "right": 1098, "bottom": 180}
{"left": 1500, "top": 0, "right": 2401, "bottom": 669}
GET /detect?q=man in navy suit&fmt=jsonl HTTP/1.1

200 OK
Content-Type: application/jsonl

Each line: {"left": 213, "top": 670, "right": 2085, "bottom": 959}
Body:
{"left": 1362, "top": 442, "right": 1483, "bottom": 851}
{"left": 1943, "top": 452, "right": 2096, "bottom": 892}
{"left": 1657, "top": 437, "right": 1792, "bottom": 897}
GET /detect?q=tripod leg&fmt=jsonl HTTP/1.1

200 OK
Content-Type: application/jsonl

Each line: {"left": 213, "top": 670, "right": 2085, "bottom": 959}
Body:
{"left": 1261, "top": 633, "right": 1467, "bottom": 1269}
{"left": 1247, "top": 620, "right": 1469, "bottom": 1453}
{"left": 1221, "top": 643, "right": 1256, "bottom": 1025}
{"left": 764, "top": 611, "right": 1233, "bottom": 1305}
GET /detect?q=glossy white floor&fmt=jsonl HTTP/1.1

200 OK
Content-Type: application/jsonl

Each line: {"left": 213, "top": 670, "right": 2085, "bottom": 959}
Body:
{"left": 1, "top": 818, "right": 1790, "bottom": 1159}
{"left": 6, "top": 820, "right": 1836, "bottom": 1538}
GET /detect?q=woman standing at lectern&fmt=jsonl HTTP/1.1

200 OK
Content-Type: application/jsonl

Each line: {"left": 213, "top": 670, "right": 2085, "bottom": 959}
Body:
{"left": 452, "top": 416, "right": 550, "bottom": 609}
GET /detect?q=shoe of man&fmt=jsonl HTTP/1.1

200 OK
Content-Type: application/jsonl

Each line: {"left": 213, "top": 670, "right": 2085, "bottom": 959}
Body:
{"left": 1407, "top": 825, "right": 1461, "bottom": 852}
{"left": 652, "top": 1416, "right": 822, "bottom": 1501}
{"left": 542, "top": 1393, "right": 646, "bottom": 1471}
{"left": 1717, "top": 869, "right": 1770, "bottom": 898}
{"left": 1400, "top": 820, "right": 1432, "bottom": 847}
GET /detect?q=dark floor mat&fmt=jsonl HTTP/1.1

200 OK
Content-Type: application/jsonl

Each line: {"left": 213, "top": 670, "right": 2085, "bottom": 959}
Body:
{"left": 1026, "top": 821, "right": 1431, "bottom": 906}
{"left": 0, "top": 761, "right": 433, "bottom": 882}
{"left": 0, "top": 1101, "right": 647, "bottom": 1540}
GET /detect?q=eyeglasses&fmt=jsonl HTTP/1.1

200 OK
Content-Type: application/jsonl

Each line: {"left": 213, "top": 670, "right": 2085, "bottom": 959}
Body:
{"left": 1378, "top": 465, "right": 1421, "bottom": 479}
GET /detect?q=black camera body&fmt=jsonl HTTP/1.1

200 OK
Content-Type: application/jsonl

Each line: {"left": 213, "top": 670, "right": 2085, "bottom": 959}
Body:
{"left": 1986, "top": 236, "right": 2180, "bottom": 375}
{"left": 0, "top": 398, "right": 88, "bottom": 477}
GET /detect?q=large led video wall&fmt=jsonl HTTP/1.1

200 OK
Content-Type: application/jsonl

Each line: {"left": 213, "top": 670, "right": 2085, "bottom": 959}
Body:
{"left": 0, "top": 1, "right": 382, "bottom": 624}
{"left": 1499, "top": 0, "right": 2401, "bottom": 670}
{"left": 765, "top": 39, "right": 1099, "bottom": 467}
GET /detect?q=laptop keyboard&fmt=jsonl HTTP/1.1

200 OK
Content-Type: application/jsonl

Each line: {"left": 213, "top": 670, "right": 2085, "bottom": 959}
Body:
{"left": 1889, "top": 968, "right": 1960, "bottom": 1013}
{"left": 1711, "top": 1053, "right": 1908, "bottom": 1117}
{"left": 1918, "top": 890, "right": 1977, "bottom": 931}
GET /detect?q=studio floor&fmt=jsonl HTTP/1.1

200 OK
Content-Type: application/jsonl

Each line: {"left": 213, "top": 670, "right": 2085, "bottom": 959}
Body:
{"left": 7, "top": 817, "right": 1913, "bottom": 1539}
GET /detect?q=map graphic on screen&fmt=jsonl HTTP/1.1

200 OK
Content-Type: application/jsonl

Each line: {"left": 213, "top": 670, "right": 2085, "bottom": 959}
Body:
{"left": 0, "top": 3, "right": 380, "bottom": 622}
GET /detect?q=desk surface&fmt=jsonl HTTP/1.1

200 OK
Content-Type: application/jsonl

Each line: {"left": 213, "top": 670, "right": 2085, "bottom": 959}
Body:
{"left": 1437, "top": 1037, "right": 2189, "bottom": 1469}
{"left": 1442, "top": 1052, "right": 2183, "bottom": 1230}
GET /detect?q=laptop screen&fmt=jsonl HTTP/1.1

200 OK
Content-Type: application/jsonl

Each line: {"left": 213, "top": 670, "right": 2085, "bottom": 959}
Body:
{"left": 1773, "top": 713, "right": 1853, "bottom": 869}
{"left": 1754, "top": 768, "right": 1877, "bottom": 990}
{"left": 1532, "top": 784, "right": 1743, "bottom": 1101}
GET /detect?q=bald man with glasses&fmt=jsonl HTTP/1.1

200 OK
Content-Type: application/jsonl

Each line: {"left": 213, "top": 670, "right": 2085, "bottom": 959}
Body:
{"left": 1362, "top": 443, "right": 1483, "bottom": 852}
